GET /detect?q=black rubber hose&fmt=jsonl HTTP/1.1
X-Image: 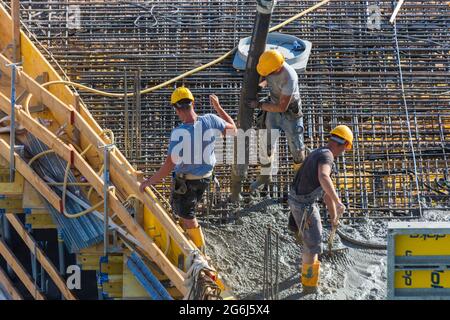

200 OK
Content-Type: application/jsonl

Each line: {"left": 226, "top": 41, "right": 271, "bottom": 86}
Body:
{"left": 336, "top": 229, "right": 387, "bottom": 250}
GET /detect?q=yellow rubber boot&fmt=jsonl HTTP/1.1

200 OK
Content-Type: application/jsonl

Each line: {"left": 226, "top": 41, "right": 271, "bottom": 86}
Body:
{"left": 301, "top": 260, "right": 320, "bottom": 291}
{"left": 186, "top": 226, "right": 206, "bottom": 252}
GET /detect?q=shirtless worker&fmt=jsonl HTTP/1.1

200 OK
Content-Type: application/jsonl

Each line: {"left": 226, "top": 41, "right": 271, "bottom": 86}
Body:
{"left": 288, "top": 125, "right": 353, "bottom": 292}
{"left": 139, "top": 87, "right": 237, "bottom": 251}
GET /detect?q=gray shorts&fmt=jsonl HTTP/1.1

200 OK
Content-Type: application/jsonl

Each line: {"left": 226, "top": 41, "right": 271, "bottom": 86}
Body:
{"left": 288, "top": 201, "right": 323, "bottom": 255}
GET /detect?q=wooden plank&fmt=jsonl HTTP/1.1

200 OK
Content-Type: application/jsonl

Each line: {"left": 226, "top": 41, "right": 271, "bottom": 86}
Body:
{"left": 100, "top": 255, "right": 123, "bottom": 274}
{"left": 0, "top": 170, "right": 23, "bottom": 195}
{"left": 0, "top": 66, "right": 188, "bottom": 295}
{"left": 77, "top": 253, "right": 102, "bottom": 271}
{"left": 25, "top": 212, "right": 56, "bottom": 229}
{"left": 0, "top": 57, "right": 193, "bottom": 257}
{"left": 0, "top": 265, "right": 23, "bottom": 300}
{"left": 100, "top": 254, "right": 123, "bottom": 298}
{"left": 22, "top": 181, "right": 46, "bottom": 209}
{"left": 102, "top": 274, "right": 123, "bottom": 298}
{"left": 0, "top": 136, "right": 61, "bottom": 210}
{"left": 0, "top": 238, "right": 45, "bottom": 300}
{"left": 0, "top": 197, "right": 22, "bottom": 210}
{"left": 5, "top": 213, "right": 77, "bottom": 300}
{"left": 11, "top": 0, "right": 21, "bottom": 62}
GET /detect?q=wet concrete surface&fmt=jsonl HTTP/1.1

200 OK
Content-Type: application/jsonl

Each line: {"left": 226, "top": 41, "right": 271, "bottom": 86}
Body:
{"left": 202, "top": 197, "right": 448, "bottom": 300}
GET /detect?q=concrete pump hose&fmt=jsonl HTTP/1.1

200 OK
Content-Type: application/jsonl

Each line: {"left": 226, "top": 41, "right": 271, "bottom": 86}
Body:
{"left": 336, "top": 229, "right": 387, "bottom": 250}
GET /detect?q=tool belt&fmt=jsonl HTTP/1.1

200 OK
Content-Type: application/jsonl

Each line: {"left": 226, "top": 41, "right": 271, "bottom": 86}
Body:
{"left": 288, "top": 186, "right": 324, "bottom": 205}
{"left": 288, "top": 186, "right": 324, "bottom": 240}
{"left": 285, "top": 100, "right": 303, "bottom": 119}
{"left": 173, "top": 171, "right": 213, "bottom": 195}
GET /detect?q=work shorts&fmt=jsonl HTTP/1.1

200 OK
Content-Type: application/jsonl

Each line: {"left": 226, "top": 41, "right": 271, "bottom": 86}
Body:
{"left": 171, "top": 177, "right": 211, "bottom": 220}
{"left": 288, "top": 201, "right": 323, "bottom": 255}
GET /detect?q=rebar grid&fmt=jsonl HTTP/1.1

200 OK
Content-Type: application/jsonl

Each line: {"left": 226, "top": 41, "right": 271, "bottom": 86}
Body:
{"left": 13, "top": 0, "right": 450, "bottom": 218}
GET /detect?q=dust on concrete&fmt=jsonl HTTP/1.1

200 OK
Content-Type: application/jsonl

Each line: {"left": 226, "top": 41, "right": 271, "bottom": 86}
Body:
{"left": 202, "top": 198, "right": 448, "bottom": 300}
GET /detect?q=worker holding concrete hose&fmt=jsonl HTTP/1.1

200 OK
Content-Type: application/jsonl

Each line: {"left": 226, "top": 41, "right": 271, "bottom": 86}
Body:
{"left": 139, "top": 87, "right": 237, "bottom": 252}
{"left": 249, "top": 49, "right": 305, "bottom": 191}
{"left": 288, "top": 125, "right": 353, "bottom": 292}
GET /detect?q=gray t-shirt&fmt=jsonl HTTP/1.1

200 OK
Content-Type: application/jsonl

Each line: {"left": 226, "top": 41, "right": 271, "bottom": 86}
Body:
{"left": 266, "top": 62, "right": 300, "bottom": 105}
{"left": 292, "top": 147, "right": 335, "bottom": 195}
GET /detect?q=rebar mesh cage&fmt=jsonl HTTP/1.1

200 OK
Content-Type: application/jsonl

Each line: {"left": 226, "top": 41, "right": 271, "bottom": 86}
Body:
{"left": 12, "top": 0, "right": 449, "bottom": 219}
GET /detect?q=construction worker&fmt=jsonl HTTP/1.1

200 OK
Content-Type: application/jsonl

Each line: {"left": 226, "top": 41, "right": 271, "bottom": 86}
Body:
{"left": 288, "top": 125, "right": 353, "bottom": 292}
{"left": 249, "top": 49, "right": 305, "bottom": 191}
{"left": 139, "top": 87, "right": 237, "bottom": 251}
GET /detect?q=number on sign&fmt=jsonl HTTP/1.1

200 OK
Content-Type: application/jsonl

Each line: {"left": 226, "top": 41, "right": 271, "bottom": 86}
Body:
{"left": 431, "top": 270, "right": 443, "bottom": 289}
{"left": 402, "top": 270, "right": 412, "bottom": 286}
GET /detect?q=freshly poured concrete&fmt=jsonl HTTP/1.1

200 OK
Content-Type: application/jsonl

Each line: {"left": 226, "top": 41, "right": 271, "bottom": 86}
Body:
{"left": 203, "top": 198, "right": 448, "bottom": 300}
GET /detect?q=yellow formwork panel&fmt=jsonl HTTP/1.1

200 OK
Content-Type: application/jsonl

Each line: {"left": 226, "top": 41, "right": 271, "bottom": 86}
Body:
{"left": 100, "top": 254, "right": 123, "bottom": 299}
{"left": 395, "top": 270, "right": 450, "bottom": 289}
{"left": 122, "top": 253, "right": 149, "bottom": 299}
{"left": 102, "top": 274, "right": 123, "bottom": 299}
{"left": 395, "top": 234, "right": 450, "bottom": 256}
{"left": 143, "top": 207, "right": 187, "bottom": 271}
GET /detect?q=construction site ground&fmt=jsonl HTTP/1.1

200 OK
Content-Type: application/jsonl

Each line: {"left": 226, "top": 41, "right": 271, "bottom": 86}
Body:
{"left": 0, "top": 0, "right": 448, "bottom": 301}
{"left": 203, "top": 197, "right": 449, "bottom": 300}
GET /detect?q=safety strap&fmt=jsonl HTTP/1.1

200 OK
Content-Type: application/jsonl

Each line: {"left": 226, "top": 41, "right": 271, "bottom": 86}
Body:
{"left": 288, "top": 186, "right": 324, "bottom": 205}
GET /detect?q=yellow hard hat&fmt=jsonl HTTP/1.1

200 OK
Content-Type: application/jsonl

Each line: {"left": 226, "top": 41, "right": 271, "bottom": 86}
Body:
{"left": 256, "top": 50, "right": 285, "bottom": 77}
{"left": 171, "top": 87, "right": 194, "bottom": 105}
{"left": 330, "top": 125, "right": 354, "bottom": 150}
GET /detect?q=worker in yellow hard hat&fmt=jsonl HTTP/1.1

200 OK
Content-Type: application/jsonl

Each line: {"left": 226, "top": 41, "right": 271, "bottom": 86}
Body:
{"left": 249, "top": 49, "right": 305, "bottom": 191}
{"left": 139, "top": 87, "right": 237, "bottom": 252}
{"left": 288, "top": 125, "right": 353, "bottom": 293}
